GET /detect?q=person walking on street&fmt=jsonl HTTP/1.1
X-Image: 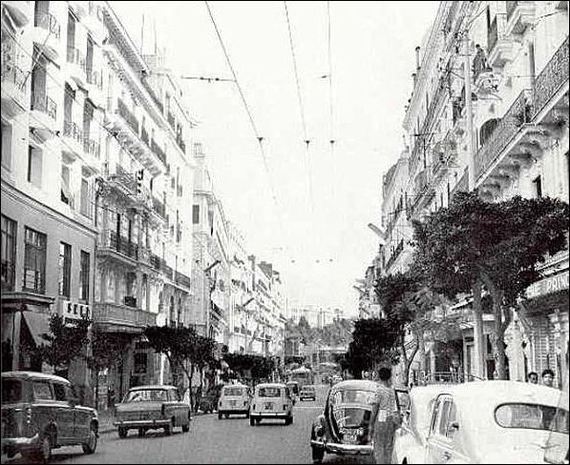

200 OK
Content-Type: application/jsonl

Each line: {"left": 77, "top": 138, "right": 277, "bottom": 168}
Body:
{"left": 541, "top": 369, "right": 555, "bottom": 388}
{"left": 373, "top": 367, "right": 401, "bottom": 464}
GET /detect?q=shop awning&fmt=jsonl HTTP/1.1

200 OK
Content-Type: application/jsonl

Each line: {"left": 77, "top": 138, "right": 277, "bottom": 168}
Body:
{"left": 22, "top": 311, "right": 51, "bottom": 346}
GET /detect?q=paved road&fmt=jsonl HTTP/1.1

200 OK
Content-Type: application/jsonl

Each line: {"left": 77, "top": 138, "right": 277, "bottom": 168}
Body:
{"left": 5, "top": 385, "right": 372, "bottom": 464}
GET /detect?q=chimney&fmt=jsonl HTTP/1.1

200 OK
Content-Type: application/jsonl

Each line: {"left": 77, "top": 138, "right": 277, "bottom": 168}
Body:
{"left": 415, "top": 46, "right": 421, "bottom": 71}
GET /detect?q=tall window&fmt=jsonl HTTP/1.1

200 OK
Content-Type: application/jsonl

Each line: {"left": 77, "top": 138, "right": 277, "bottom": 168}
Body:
{"left": 79, "top": 250, "right": 90, "bottom": 302}
{"left": 1, "top": 122, "right": 12, "bottom": 171}
{"left": 80, "top": 177, "right": 90, "bottom": 218}
{"left": 27, "top": 146, "right": 43, "bottom": 187}
{"left": 192, "top": 205, "right": 199, "bottom": 224}
{"left": 58, "top": 242, "right": 71, "bottom": 297}
{"left": 533, "top": 176, "right": 542, "bottom": 198}
{"left": 23, "top": 227, "right": 47, "bottom": 294}
{"left": 1, "top": 215, "right": 17, "bottom": 292}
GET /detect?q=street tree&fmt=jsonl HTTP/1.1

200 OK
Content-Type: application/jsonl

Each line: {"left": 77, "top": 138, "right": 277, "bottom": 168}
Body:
{"left": 413, "top": 192, "right": 569, "bottom": 379}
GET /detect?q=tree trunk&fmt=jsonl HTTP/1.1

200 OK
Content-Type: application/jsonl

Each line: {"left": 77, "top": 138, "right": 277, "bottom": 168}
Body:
{"left": 400, "top": 334, "right": 410, "bottom": 387}
{"left": 472, "top": 279, "right": 485, "bottom": 380}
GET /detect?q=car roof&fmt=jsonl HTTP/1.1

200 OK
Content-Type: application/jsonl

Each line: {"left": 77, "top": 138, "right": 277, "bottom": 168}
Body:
{"left": 256, "top": 383, "right": 286, "bottom": 389}
{"left": 223, "top": 384, "right": 247, "bottom": 389}
{"left": 301, "top": 385, "right": 315, "bottom": 389}
{"left": 1, "top": 371, "right": 71, "bottom": 384}
{"left": 331, "top": 380, "right": 378, "bottom": 391}
{"left": 129, "top": 385, "right": 177, "bottom": 391}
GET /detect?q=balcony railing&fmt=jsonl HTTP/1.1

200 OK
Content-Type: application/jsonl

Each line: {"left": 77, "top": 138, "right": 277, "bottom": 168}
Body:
{"left": 86, "top": 69, "right": 103, "bottom": 89}
{"left": 66, "top": 47, "right": 86, "bottom": 72}
{"left": 532, "top": 36, "right": 569, "bottom": 120}
{"left": 63, "top": 120, "right": 83, "bottom": 144}
{"left": 93, "top": 302, "right": 156, "bottom": 329}
{"left": 31, "top": 92, "right": 57, "bottom": 120}
{"left": 150, "top": 253, "right": 162, "bottom": 271}
{"left": 474, "top": 89, "right": 531, "bottom": 180}
{"left": 175, "top": 271, "right": 191, "bottom": 289}
{"left": 102, "top": 230, "right": 139, "bottom": 260}
{"left": 83, "top": 137, "right": 100, "bottom": 158}
{"left": 161, "top": 262, "right": 174, "bottom": 280}
{"left": 108, "top": 165, "right": 137, "bottom": 194}
{"left": 152, "top": 197, "right": 166, "bottom": 219}
{"left": 117, "top": 99, "right": 139, "bottom": 134}
{"left": 35, "top": 12, "right": 60, "bottom": 39}
{"left": 1, "top": 62, "right": 26, "bottom": 95}
{"left": 150, "top": 139, "right": 166, "bottom": 164}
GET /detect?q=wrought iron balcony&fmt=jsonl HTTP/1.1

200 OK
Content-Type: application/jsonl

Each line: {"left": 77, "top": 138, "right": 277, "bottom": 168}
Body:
{"left": 99, "top": 230, "right": 139, "bottom": 260}
{"left": 117, "top": 99, "right": 139, "bottom": 135}
{"left": 161, "top": 262, "right": 174, "bottom": 280}
{"left": 532, "top": 36, "right": 569, "bottom": 120}
{"left": 66, "top": 47, "right": 86, "bottom": 72}
{"left": 474, "top": 89, "right": 532, "bottom": 180}
{"left": 31, "top": 92, "right": 57, "bottom": 120}
{"left": 63, "top": 120, "right": 83, "bottom": 144}
{"left": 107, "top": 165, "right": 137, "bottom": 195}
{"left": 83, "top": 137, "right": 100, "bottom": 159}
{"left": 86, "top": 69, "right": 103, "bottom": 89}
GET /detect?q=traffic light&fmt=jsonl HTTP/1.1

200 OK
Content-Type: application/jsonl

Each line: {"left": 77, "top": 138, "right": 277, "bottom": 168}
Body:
{"left": 136, "top": 169, "right": 144, "bottom": 194}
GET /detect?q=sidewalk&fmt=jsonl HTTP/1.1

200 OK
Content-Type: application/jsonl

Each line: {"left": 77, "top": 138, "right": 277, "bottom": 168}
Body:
{"left": 98, "top": 410, "right": 209, "bottom": 434}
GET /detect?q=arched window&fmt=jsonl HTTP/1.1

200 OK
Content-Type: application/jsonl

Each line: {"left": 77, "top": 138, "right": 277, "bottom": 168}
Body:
{"left": 479, "top": 118, "right": 500, "bottom": 148}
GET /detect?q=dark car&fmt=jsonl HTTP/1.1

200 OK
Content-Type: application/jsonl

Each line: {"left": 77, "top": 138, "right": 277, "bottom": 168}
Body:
{"left": 310, "top": 380, "right": 379, "bottom": 464}
{"left": 300, "top": 385, "right": 317, "bottom": 401}
{"left": 1, "top": 371, "right": 99, "bottom": 463}
{"left": 114, "top": 385, "right": 191, "bottom": 438}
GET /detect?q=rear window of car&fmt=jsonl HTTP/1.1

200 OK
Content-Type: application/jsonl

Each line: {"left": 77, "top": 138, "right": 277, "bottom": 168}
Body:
{"left": 331, "top": 390, "right": 376, "bottom": 405}
{"left": 2, "top": 379, "right": 23, "bottom": 403}
{"left": 495, "top": 403, "right": 569, "bottom": 434}
{"left": 125, "top": 389, "right": 168, "bottom": 402}
{"left": 258, "top": 387, "right": 281, "bottom": 398}
{"left": 224, "top": 388, "right": 244, "bottom": 396}
{"left": 302, "top": 386, "right": 315, "bottom": 392}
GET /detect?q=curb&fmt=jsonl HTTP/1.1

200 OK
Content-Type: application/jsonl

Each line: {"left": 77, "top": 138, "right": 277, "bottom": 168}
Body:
{"left": 99, "top": 412, "right": 209, "bottom": 435}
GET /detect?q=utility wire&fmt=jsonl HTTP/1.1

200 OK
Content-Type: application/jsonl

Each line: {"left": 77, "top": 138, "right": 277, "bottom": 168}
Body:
{"left": 283, "top": 1, "right": 314, "bottom": 214}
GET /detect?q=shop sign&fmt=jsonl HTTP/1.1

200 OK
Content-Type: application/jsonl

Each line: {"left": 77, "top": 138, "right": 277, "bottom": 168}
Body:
{"left": 526, "top": 270, "right": 569, "bottom": 299}
{"left": 62, "top": 300, "right": 91, "bottom": 321}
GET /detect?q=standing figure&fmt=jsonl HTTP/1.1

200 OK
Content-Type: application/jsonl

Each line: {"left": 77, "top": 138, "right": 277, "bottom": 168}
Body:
{"left": 373, "top": 367, "right": 401, "bottom": 464}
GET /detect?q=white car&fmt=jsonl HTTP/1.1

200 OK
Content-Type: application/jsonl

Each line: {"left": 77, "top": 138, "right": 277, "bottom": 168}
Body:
{"left": 249, "top": 383, "right": 294, "bottom": 426}
{"left": 392, "top": 381, "right": 569, "bottom": 464}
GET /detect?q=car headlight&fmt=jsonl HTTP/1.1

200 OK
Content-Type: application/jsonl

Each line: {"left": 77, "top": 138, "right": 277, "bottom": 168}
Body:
{"left": 315, "top": 425, "right": 324, "bottom": 437}
{"left": 357, "top": 427, "right": 365, "bottom": 437}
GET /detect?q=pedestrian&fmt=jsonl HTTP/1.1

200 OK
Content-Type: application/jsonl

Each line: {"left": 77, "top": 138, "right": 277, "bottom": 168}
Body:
{"left": 541, "top": 368, "right": 555, "bottom": 388}
{"left": 526, "top": 371, "right": 538, "bottom": 384}
{"left": 373, "top": 367, "right": 401, "bottom": 464}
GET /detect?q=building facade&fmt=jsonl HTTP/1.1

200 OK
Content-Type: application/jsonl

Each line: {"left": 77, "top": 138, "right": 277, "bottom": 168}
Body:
{"left": 375, "top": 1, "right": 569, "bottom": 389}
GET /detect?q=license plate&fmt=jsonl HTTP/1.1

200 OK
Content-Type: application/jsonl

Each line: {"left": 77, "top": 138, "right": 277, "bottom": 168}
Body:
{"left": 230, "top": 400, "right": 236, "bottom": 406}
{"left": 343, "top": 431, "right": 357, "bottom": 444}
{"left": 264, "top": 402, "right": 273, "bottom": 410}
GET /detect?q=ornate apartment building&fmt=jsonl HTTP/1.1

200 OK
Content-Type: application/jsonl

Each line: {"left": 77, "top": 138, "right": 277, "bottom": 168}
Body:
{"left": 1, "top": 0, "right": 195, "bottom": 407}
{"left": 377, "top": 1, "right": 569, "bottom": 389}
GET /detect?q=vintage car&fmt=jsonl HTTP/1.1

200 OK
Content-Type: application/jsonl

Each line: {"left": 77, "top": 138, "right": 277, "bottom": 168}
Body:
{"left": 300, "top": 385, "right": 317, "bottom": 401}
{"left": 1, "top": 371, "right": 99, "bottom": 463}
{"left": 310, "top": 379, "right": 379, "bottom": 463}
{"left": 392, "top": 381, "right": 569, "bottom": 464}
{"left": 218, "top": 384, "right": 251, "bottom": 419}
{"left": 249, "top": 383, "right": 294, "bottom": 426}
{"left": 114, "top": 385, "right": 191, "bottom": 438}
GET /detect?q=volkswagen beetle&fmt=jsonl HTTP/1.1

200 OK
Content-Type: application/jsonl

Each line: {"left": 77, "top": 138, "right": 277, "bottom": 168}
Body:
{"left": 310, "top": 379, "right": 379, "bottom": 463}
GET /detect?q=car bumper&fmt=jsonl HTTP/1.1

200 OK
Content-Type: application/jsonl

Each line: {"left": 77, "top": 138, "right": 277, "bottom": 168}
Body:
{"left": 2, "top": 434, "right": 40, "bottom": 453}
{"left": 113, "top": 419, "right": 170, "bottom": 428}
{"left": 311, "top": 439, "right": 374, "bottom": 455}
{"left": 250, "top": 412, "right": 289, "bottom": 418}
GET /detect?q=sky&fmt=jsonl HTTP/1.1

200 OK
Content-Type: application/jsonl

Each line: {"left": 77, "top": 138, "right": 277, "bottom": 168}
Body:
{"left": 111, "top": 1, "right": 440, "bottom": 318}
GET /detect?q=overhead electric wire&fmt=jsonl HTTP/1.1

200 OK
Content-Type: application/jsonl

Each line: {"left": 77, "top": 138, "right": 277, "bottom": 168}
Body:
{"left": 283, "top": 0, "right": 314, "bottom": 214}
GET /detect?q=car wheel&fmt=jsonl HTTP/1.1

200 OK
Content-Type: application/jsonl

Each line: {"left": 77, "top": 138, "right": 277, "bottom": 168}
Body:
{"left": 118, "top": 427, "right": 128, "bottom": 438}
{"left": 82, "top": 424, "right": 98, "bottom": 454}
{"left": 311, "top": 446, "right": 324, "bottom": 464}
{"left": 218, "top": 411, "right": 223, "bottom": 420}
{"left": 182, "top": 422, "right": 190, "bottom": 433}
{"left": 224, "top": 413, "right": 229, "bottom": 419}
{"left": 249, "top": 416, "right": 255, "bottom": 426}
{"left": 138, "top": 427, "right": 145, "bottom": 437}
{"left": 255, "top": 418, "right": 261, "bottom": 425}
{"left": 164, "top": 418, "right": 174, "bottom": 436}
{"left": 29, "top": 433, "right": 52, "bottom": 463}
{"left": 245, "top": 410, "right": 250, "bottom": 419}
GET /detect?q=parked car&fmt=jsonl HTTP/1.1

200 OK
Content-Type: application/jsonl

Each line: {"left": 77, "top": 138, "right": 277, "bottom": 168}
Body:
{"left": 218, "top": 384, "right": 251, "bottom": 419}
{"left": 392, "top": 381, "right": 569, "bottom": 464}
{"left": 1, "top": 371, "right": 99, "bottom": 463}
{"left": 114, "top": 385, "right": 191, "bottom": 438}
{"left": 310, "top": 379, "right": 379, "bottom": 464}
{"left": 249, "top": 383, "right": 294, "bottom": 426}
{"left": 300, "top": 385, "right": 317, "bottom": 401}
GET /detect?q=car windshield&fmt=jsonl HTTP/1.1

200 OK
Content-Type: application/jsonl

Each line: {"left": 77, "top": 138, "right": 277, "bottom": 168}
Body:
{"left": 495, "top": 403, "right": 569, "bottom": 434}
{"left": 125, "top": 389, "right": 168, "bottom": 402}
{"left": 2, "top": 379, "right": 22, "bottom": 403}
{"left": 331, "top": 389, "right": 376, "bottom": 405}
{"left": 258, "top": 387, "right": 281, "bottom": 397}
{"left": 224, "top": 387, "right": 244, "bottom": 397}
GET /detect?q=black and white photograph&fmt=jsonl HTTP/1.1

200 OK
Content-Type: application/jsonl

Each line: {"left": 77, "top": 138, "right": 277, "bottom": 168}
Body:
{"left": 1, "top": 1, "right": 569, "bottom": 463}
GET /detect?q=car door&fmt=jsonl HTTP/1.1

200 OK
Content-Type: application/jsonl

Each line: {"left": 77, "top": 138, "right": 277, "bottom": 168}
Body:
{"left": 47, "top": 381, "right": 74, "bottom": 444}
{"left": 68, "top": 385, "right": 92, "bottom": 441}
{"left": 426, "top": 395, "right": 468, "bottom": 464}
{"left": 169, "top": 389, "right": 186, "bottom": 424}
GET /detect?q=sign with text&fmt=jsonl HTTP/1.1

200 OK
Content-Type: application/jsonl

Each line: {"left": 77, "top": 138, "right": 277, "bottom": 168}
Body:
{"left": 526, "top": 270, "right": 569, "bottom": 300}
{"left": 62, "top": 300, "right": 92, "bottom": 321}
